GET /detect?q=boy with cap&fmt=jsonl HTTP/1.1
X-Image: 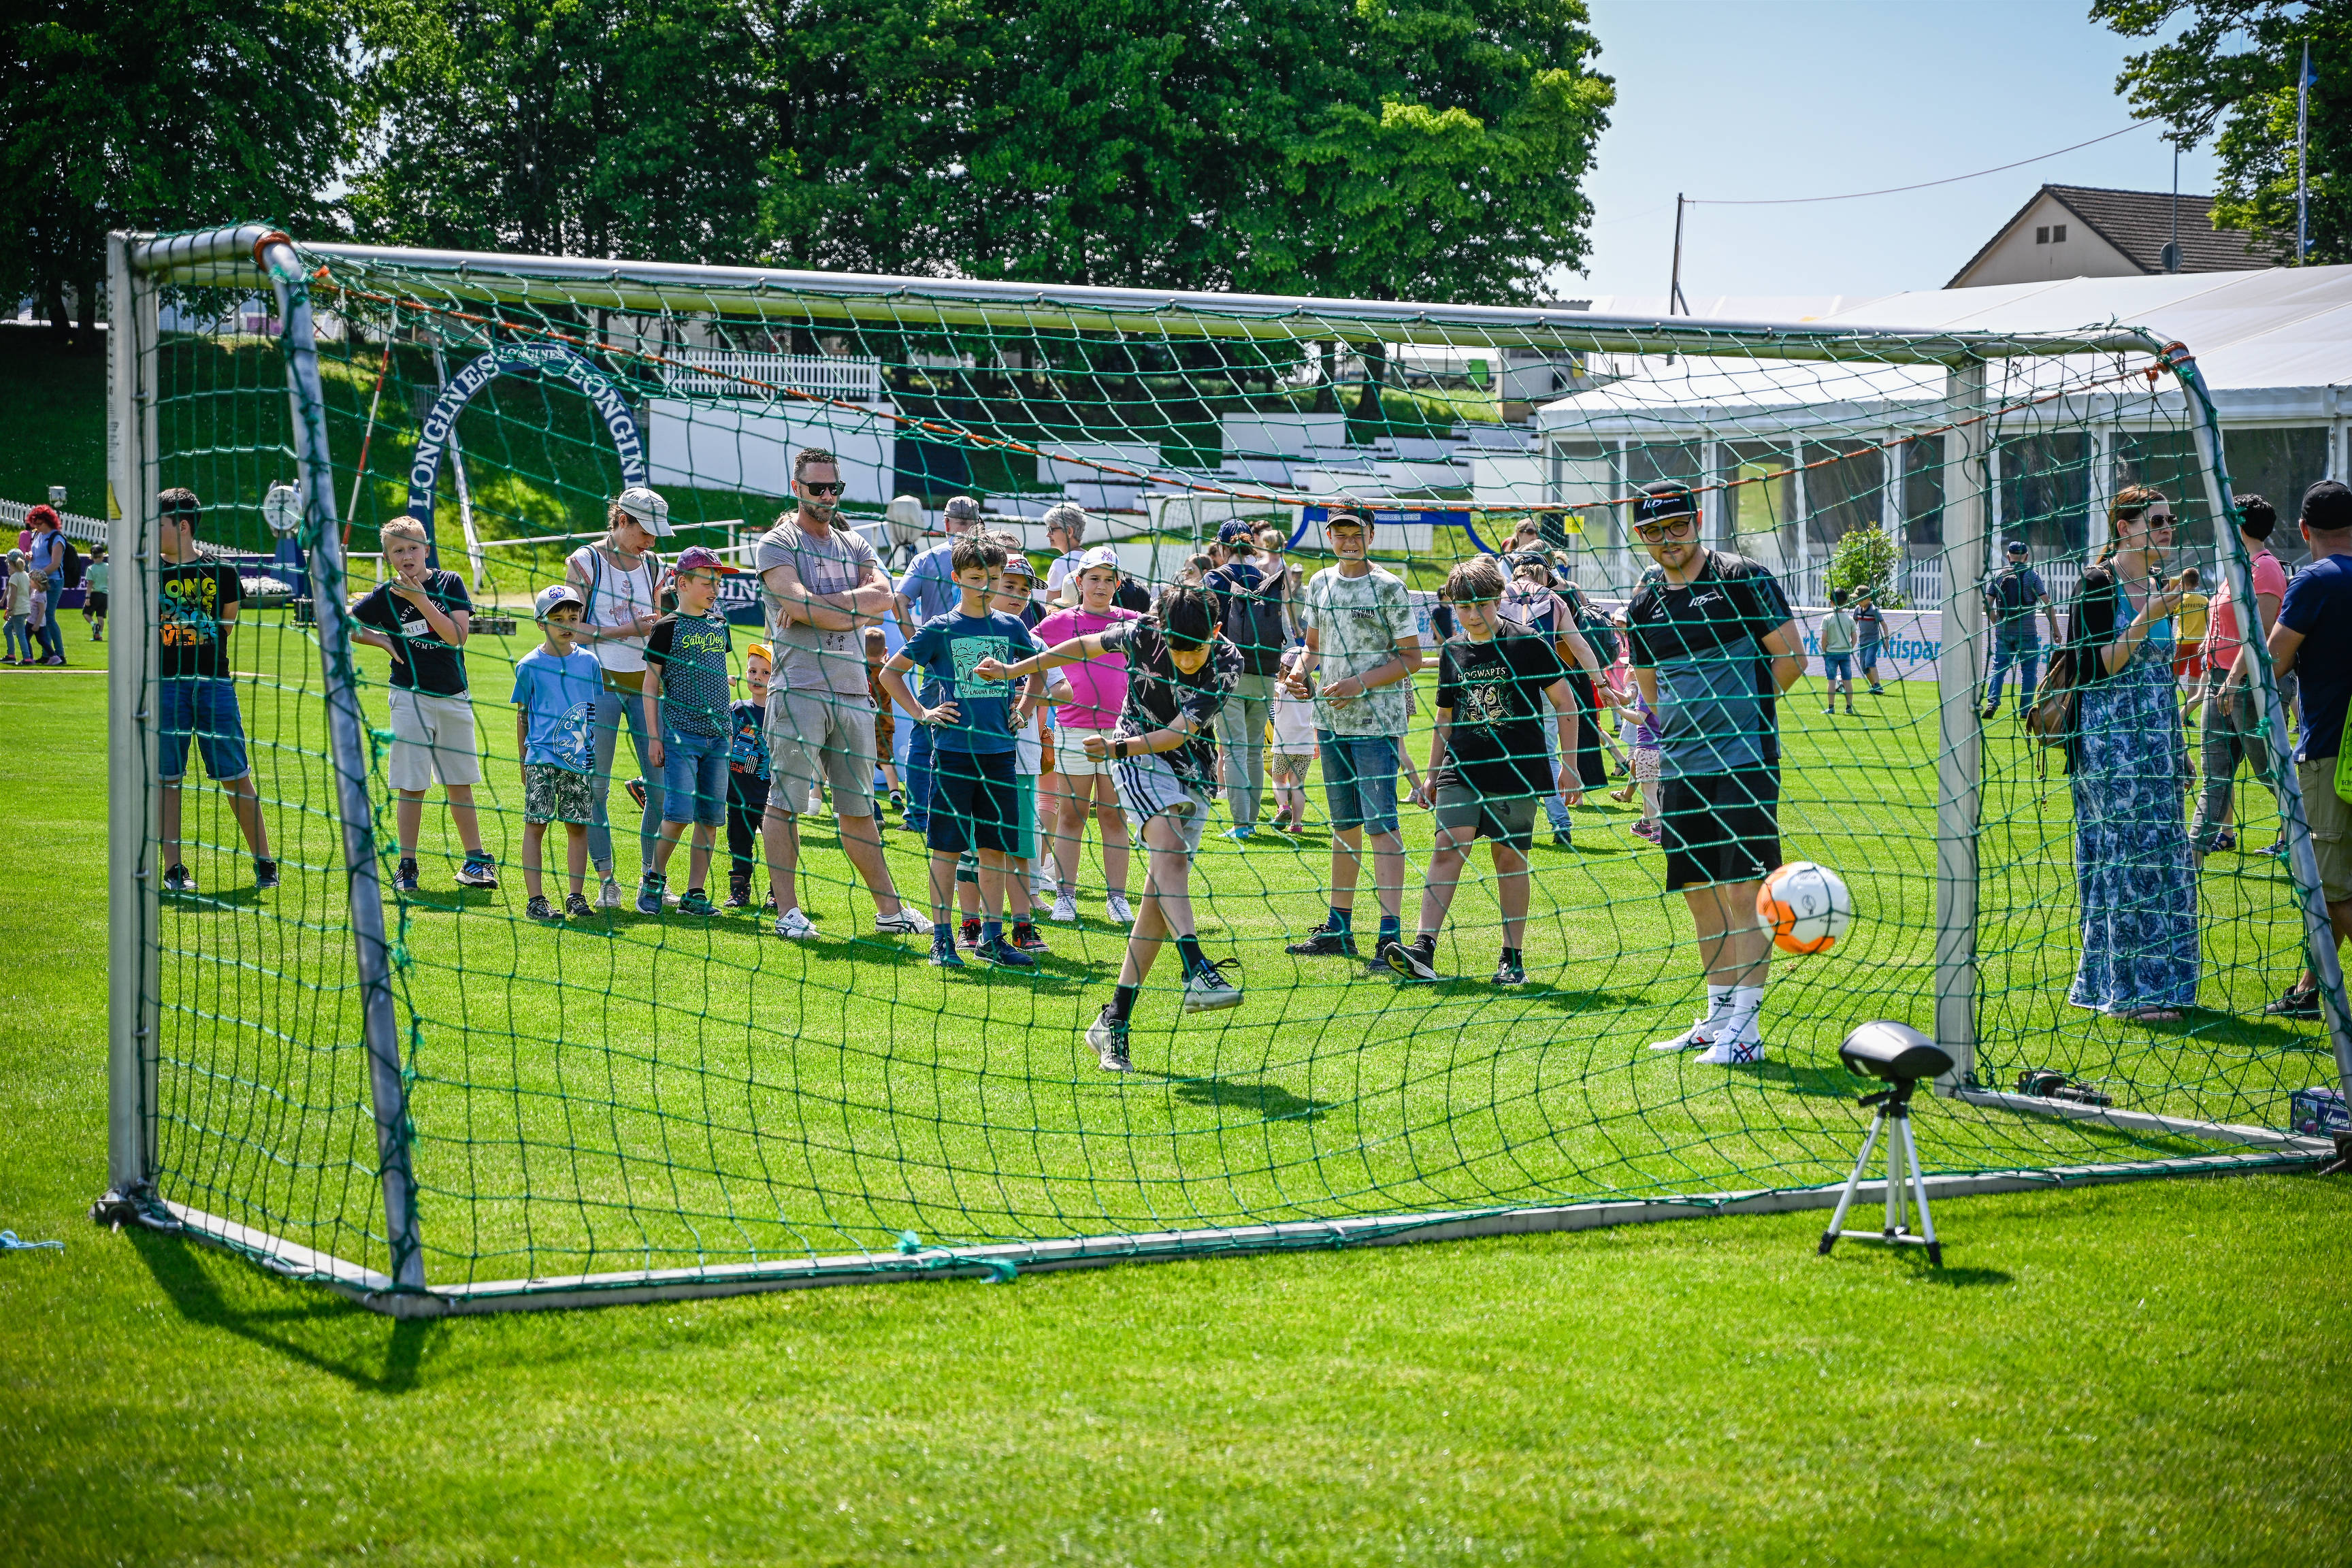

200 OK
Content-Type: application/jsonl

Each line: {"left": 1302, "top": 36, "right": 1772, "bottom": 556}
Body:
{"left": 512, "top": 583, "right": 604, "bottom": 920}
{"left": 1982, "top": 540, "right": 2058, "bottom": 718}
{"left": 1624, "top": 481, "right": 1806, "bottom": 1065}
{"left": 1204, "top": 518, "right": 1290, "bottom": 838}
{"left": 1281, "top": 501, "right": 1423, "bottom": 967}
{"left": 974, "top": 584, "right": 1244, "bottom": 1071}
{"left": 878, "top": 532, "right": 1042, "bottom": 970}
{"left": 638, "top": 546, "right": 740, "bottom": 916}
{"left": 1385, "top": 556, "right": 1579, "bottom": 988}
{"left": 352, "top": 516, "right": 498, "bottom": 894}
{"left": 2262, "top": 479, "right": 2352, "bottom": 1020}
{"left": 155, "top": 488, "right": 277, "bottom": 893}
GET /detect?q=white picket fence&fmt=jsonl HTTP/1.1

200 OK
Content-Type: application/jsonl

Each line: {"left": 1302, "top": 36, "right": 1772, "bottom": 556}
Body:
{"left": 1, "top": 496, "right": 106, "bottom": 545}
{"left": 659, "top": 350, "right": 885, "bottom": 402}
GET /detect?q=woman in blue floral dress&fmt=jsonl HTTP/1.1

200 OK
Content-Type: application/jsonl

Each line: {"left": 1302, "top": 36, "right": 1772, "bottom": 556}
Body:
{"left": 2066, "top": 486, "right": 2198, "bottom": 1019}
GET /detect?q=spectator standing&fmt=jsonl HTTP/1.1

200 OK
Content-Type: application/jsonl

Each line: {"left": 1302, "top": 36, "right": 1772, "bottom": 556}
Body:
{"left": 1034, "top": 546, "right": 1140, "bottom": 923}
{"left": 2191, "top": 496, "right": 2288, "bottom": 856}
{"left": 1818, "top": 588, "right": 1859, "bottom": 716}
{"left": 1853, "top": 589, "right": 1886, "bottom": 693}
{"left": 24, "top": 505, "right": 67, "bottom": 664}
{"left": 82, "top": 546, "right": 108, "bottom": 641}
{"left": 2261, "top": 480, "right": 2352, "bottom": 1020}
{"left": 1281, "top": 502, "right": 1423, "bottom": 967}
{"left": 565, "top": 487, "right": 671, "bottom": 908}
{"left": 756, "top": 448, "right": 921, "bottom": 941}
{"left": 725, "top": 642, "right": 774, "bottom": 910}
{"left": 511, "top": 585, "right": 602, "bottom": 920}
{"left": 350, "top": 517, "right": 497, "bottom": 894}
{"left": 1039, "top": 503, "right": 1090, "bottom": 608}
{"left": 1626, "top": 482, "right": 1805, "bottom": 1066}
{"left": 893, "top": 494, "right": 984, "bottom": 833}
{"left": 989, "top": 550, "right": 1056, "bottom": 949}
{"left": 638, "top": 546, "right": 739, "bottom": 917}
{"left": 2170, "top": 568, "right": 2209, "bottom": 694}
{"left": 1204, "top": 519, "right": 1290, "bottom": 839}
{"left": 3, "top": 552, "right": 29, "bottom": 664}
{"left": 1982, "top": 540, "right": 2060, "bottom": 718}
{"left": 1267, "top": 644, "right": 1318, "bottom": 833}
{"left": 154, "top": 489, "right": 276, "bottom": 893}
{"left": 2064, "top": 486, "right": 2198, "bottom": 1021}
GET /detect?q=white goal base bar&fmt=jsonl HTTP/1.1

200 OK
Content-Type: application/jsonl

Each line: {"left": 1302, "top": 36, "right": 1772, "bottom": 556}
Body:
{"left": 154, "top": 1139, "right": 2330, "bottom": 1318}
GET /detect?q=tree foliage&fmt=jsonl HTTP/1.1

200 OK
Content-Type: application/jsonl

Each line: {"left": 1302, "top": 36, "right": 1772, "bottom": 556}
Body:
{"left": 2093, "top": 0, "right": 2349, "bottom": 264}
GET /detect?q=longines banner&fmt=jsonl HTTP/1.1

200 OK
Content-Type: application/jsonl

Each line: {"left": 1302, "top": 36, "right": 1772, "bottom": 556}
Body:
{"left": 408, "top": 344, "right": 646, "bottom": 536}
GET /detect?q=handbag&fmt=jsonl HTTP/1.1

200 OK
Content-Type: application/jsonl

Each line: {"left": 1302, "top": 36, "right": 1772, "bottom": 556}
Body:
{"left": 2023, "top": 644, "right": 2078, "bottom": 748}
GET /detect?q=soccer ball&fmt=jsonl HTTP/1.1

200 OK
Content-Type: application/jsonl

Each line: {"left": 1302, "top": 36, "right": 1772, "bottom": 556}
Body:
{"left": 1757, "top": 861, "right": 1852, "bottom": 955}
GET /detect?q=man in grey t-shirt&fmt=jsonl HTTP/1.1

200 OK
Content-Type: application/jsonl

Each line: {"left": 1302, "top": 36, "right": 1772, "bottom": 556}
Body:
{"left": 753, "top": 446, "right": 920, "bottom": 940}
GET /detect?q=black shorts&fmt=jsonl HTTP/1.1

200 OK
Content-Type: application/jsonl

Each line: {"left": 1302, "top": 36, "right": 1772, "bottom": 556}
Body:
{"left": 1661, "top": 768, "right": 1780, "bottom": 891}
{"left": 86, "top": 591, "right": 109, "bottom": 615}
{"left": 928, "top": 747, "right": 1019, "bottom": 855}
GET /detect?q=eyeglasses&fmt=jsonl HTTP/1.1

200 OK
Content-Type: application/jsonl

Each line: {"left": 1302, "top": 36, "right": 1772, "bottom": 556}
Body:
{"left": 1633, "top": 517, "right": 1697, "bottom": 543}
{"left": 802, "top": 481, "right": 846, "bottom": 497}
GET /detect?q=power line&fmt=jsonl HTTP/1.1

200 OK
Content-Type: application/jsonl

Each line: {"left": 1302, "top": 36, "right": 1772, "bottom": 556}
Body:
{"left": 1688, "top": 122, "right": 2157, "bottom": 207}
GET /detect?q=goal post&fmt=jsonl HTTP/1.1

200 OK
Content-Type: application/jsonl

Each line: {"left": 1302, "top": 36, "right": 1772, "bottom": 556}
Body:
{"left": 101, "top": 224, "right": 2352, "bottom": 1314}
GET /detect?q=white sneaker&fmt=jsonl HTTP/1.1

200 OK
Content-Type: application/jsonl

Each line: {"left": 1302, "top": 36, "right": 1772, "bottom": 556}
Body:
{"left": 598, "top": 876, "right": 623, "bottom": 911}
{"left": 1050, "top": 892, "right": 1079, "bottom": 924}
{"left": 1086, "top": 1010, "right": 1133, "bottom": 1073}
{"left": 1032, "top": 873, "right": 1057, "bottom": 901}
{"left": 1106, "top": 892, "right": 1135, "bottom": 925}
{"left": 1649, "top": 1017, "right": 1716, "bottom": 1053}
{"left": 1181, "top": 959, "right": 1245, "bottom": 1013}
{"left": 1697, "top": 1035, "right": 1765, "bottom": 1066}
{"left": 773, "top": 906, "right": 819, "bottom": 939}
{"left": 871, "top": 907, "right": 926, "bottom": 935}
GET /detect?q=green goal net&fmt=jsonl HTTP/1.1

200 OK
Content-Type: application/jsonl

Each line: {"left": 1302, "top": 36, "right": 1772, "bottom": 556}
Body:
{"left": 98, "top": 225, "right": 2352, "bottom": 1312}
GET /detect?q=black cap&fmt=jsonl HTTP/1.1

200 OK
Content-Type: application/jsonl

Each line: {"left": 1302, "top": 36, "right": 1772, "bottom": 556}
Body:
{"left": 1632, "top": 481, "right": 1696, "bottom": 527}
{"left": 1217, "top": 520, "right": 1258, "bottom": 545}
{"left": 2303, "top": 479, "right": 2352, "bottom": 532}
{"left": 2005, "top": 539, "right": 2029, "bottom": 554}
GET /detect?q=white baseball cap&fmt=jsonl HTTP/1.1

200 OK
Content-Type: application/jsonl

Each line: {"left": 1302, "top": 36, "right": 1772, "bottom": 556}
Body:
{"left": 1077, "top": 545, "right": 1121, "bottom": 573}
{"left": 615, "top": 485, "right": 673, "bottom": 536}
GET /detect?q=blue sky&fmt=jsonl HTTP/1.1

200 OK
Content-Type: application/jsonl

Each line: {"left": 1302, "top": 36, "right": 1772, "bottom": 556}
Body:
{"left": 1565, "top": 0, "right": 2221, "bottom": 299}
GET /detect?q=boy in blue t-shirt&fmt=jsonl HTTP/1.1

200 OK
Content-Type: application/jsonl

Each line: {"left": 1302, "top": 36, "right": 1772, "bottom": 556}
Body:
{"left": 638, "top": 546, "right": 738, "bottom": 916}
{"left": 877, "top": 533, "right": 1040, "bottom": 970}
{"left": 510, "top": 583, "right": 606, "bottom": 921}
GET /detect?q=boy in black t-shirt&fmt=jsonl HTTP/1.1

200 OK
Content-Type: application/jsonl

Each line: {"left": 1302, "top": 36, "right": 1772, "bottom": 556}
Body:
{"left": 975, "top": 585, "right": 1243, "bottom": 1072}
{"left": 154, "top": 488, "right": 276, "bottom": 894}
{"left": 1384, "top": 557, "right": 1578, "bottom": 988}
{"left": 351, "top": 517, "right": 497, "bottom": 893}
{"left": 1622, "top": 483, "right": 1805, "bottom": 1065}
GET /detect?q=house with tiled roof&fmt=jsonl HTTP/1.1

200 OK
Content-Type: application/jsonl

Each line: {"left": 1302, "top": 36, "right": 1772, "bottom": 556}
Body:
{"left": 1948, "top": 184, "right": 2291, "bottom": 287}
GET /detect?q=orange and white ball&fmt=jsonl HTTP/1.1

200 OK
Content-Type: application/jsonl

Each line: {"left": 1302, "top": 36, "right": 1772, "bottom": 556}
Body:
{"left": 1757, "top": 861, "right": 1852, "bottom": 955}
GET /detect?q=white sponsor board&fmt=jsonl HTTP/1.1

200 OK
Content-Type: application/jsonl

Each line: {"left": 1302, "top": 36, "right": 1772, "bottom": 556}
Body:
{"left": 1792, "top": 604, "right": 1946, "bottom": 683}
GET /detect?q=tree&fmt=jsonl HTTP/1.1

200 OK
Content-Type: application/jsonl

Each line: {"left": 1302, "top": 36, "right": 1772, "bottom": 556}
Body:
{"left": 0, "top": 0, "right": 356, "bottom": 346}
{"left": 2093, "top": 0, "right": 2349, "bottom": 265}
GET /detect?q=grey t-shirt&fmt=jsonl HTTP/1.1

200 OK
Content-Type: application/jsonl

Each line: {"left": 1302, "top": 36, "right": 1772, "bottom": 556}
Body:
{"left": 1298, "top": 564, "right": 1416, "bottom": 738}
{"left": 755, "top": 514, "right": 882, "bottom": 698}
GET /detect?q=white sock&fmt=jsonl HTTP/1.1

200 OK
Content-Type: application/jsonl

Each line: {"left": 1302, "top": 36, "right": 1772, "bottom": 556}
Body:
{"left": 1722, "top": 984, "right": 1766, "bottom": 1042}
{"left": 1702, "top": 983, "right": 1736, "bottom": 1028}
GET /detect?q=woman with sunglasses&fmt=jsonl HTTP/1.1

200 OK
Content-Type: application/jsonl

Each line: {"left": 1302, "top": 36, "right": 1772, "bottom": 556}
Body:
{"left": 2062, "top": 485, "right": 2198, "bottom": 1022}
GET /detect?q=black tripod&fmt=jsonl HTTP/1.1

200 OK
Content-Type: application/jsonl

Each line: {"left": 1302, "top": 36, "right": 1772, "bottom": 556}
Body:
{"left": 1818, "top": 1076, "right": 1942, "bottom": 1267}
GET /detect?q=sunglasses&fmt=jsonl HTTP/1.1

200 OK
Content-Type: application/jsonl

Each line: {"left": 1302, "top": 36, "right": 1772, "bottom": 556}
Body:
{"left": 2143, "top": 512, "right": 2176, "bottom": 524}
{"left": 1633, "top": 516, "right": 1697, "bottom": 543}
{"left": 802, "top": 481, "right": 846, "bottom": 497}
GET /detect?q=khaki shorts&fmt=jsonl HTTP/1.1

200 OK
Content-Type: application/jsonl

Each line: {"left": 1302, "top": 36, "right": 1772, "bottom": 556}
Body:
{"left": 2299, "top": 757, "right": 2351, "bottom": 904}
{"left": 1053, "top": 731, "right": 1117, "bottom": 777}
{"left": 387, "top": 688, "right": 483, "bottom": 791}
{"left": 1268, "top": 751, "right": 1315, "bottom": 783}
{"left": 766, "top": 688, "right": 876, "bottom": 818}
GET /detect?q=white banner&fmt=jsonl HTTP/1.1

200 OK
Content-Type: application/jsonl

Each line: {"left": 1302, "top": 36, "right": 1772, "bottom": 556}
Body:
{"left": 1793, "top": 604, "right": 1950, "bottom": 684}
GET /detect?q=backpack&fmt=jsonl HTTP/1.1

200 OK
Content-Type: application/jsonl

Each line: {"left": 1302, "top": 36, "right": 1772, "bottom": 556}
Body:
{"left": 1215, "top": 564, "right": 1290, "bottom": 676}
{"left": 1991, "top": 568, "right": 2036, "bottom": 619}
{"left": 60, "top": 536, "right": 82, "bottom": 589}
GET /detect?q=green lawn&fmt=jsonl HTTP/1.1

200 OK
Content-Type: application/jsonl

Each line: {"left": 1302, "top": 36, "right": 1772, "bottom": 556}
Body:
{"left": 5, "top": 627, "right": 2351, "bottom": 1563}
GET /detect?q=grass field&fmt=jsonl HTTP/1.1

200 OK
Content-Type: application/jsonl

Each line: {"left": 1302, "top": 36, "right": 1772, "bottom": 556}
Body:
{"left": 6, "top": 618, "right": 2351, "bottom": 1563}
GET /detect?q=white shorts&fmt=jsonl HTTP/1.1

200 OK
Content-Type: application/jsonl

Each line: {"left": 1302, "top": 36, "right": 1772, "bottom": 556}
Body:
{"left": 1052, "top": 732, "right": 1120, "bottom": 778}
{"left": 387, "top": 688, "right": 483, "bottom": 791}
{"left": 1111, "top": 752, "right": 1211, "bottom": 855}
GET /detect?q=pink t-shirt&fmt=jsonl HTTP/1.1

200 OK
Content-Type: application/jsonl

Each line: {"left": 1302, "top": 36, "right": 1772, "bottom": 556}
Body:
{"left": 1034, "top": 605, "right": 1141, "bottom": 728}
{"left": 2204, "top": 548, "right": 2287, "bottom": 670}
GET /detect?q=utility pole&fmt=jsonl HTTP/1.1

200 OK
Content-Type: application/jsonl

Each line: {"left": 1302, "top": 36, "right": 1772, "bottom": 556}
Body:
{"left": 2163, "top": 140, "right": 2182, "bottom": 274}
{"left": 1669, "top": 195, "right": 1690, "bottom": 315}
{"left": 2298, "top": 40, "right": 2313, "bottom": 264}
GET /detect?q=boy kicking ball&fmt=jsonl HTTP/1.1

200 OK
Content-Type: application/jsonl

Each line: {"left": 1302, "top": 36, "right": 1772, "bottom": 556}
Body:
{"left": 1382, "top": 557, "right": 1579, "bottom": 989}
{"left": 511, "top": 585, "right": 604, "bottom": 919}
{"left": 975, "top": 585, "right": 1243, "bottom": 1073}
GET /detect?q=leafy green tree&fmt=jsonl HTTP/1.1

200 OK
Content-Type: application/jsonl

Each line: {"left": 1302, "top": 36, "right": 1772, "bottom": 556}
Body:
{"left": 0, "top": 0, "right": 355, "bottom": 346}
{"left": 2094, "top": 0, "right": 2348, "bottom": 264}
{"left": 1827, "top": 524, "right": 1904, "bottom": 608}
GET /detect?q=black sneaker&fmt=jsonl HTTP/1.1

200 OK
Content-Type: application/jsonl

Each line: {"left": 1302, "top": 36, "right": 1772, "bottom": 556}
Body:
{"left": 1286, "top": 922, "right": 1358, "bottom": 958}
{"left": 1086, "top": 1009, "right": 1132, "bottom": 1073}
{"left": 2266, "top": 984, "right": 2321, "bottom": 1020}
{"left": 978, "top": 936, "right": 1038, "bottom": 969}
{"left": 162, "top": 863, "right": 195, "bottom": 894}
{"left": 455, "top": 855, "right": 499, "bottom": 889}
{"left": 254, "top": 858, "right": 280, "bottom": 890}
{"left": 1009, "top": 920, "right": 1049, "bottom": 953}
{"left": 565, "top": 892, "right": 595, "bottom": 919}
{"left": 723, "top": 880, "right": 751, "bottom": 910}
{"left": 527, "top": 894, "right": 562, "bottom": 922}
{"left": 678, "top": 887, "right": 717, "bottom": 917}
{"left": 392, "top": 859, "right": 421, "bottom": 895}
{"left": 1551, "top": 828, "right": 1573, "bottom": 849}
{"left": 1380, "top": 936, "right": 1441, "bottom": 983}
{"left": 960, "top": 916, "right": 983, "bottom": 949}
{"left": 1492, "top": 955, "right": 1526, "bottom": 988}
{"left": 624, "top": 777, "right": 647, "bottom": 811}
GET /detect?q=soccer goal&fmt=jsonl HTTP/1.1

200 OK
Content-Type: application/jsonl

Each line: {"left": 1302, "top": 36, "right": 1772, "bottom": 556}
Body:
{"left": 97, "top": 224, "right": 2352, "bottom": 1315}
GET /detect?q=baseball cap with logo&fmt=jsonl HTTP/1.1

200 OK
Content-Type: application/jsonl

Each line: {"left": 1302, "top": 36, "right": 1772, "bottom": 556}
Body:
{"left": 1631, "top": 481, "right": 1697, "bottom": 528}
{"left": 1077, "top": 544, "right": 1122, "bottom": 574}
{"left": 615, "top": 485, "right": 674, "bottom": 536}
{"left": 535, "top": 583, "right": 587, "bottom": 620}
{"left": 670, "top": 544, "right": 736, "bottom": 575}
{"left": 1217, "top": 519, "right": 1259, "bottom": 545}
{"left": 1325, "top": 496, "right": 1373, "bottom": 530}
{"left": 998, "top": 553, "right": 1037, "bottom": 583}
